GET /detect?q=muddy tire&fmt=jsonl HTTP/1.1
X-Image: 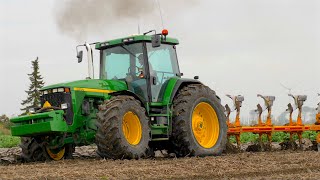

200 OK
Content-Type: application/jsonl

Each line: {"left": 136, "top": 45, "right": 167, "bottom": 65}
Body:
{"left": 20, "top": 137, "right": 74, "bottom": 162}
{"left": 64, "top": 144, "right": 75, "bottom": 159}
{"left": 20, "top": 137, "right": 46, "bottom": 162}
{"left": 171, "top": 84, "right": 227, "bottom": 157}
{"left": 96, "top": 95, "right": 151, "bottom": 159}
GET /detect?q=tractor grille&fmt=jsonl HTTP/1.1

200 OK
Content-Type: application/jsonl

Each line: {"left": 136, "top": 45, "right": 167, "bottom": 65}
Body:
{"left": 40, "top": 92, "right": 74, "bottom": 125}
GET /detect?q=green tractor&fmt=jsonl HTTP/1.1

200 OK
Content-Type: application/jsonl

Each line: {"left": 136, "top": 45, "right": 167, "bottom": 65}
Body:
{"left": 10, "top": 30, "right": 227, "bottom": 161}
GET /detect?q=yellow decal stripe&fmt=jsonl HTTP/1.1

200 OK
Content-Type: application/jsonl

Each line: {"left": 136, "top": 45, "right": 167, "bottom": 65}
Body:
{"left": 74, "top": 87, "right": 115, "bottom": 94}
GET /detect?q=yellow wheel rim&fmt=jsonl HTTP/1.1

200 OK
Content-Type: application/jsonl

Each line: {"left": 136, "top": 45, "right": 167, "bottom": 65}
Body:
{"left": 192, "top": 102, "right": 220, "bottom": 148}
{"left": 122, "top": 111, "right": 142, "bottom": 145}
{"left": 46, "top": 147, "right": 65, "bottom": 161}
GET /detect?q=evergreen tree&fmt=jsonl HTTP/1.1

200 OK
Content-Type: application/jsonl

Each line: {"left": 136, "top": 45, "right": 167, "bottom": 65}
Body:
{"left": 21, "top": 57, "right": 45, "bottom": 114}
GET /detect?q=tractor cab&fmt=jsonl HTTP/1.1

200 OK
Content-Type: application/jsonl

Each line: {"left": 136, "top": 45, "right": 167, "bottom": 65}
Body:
{"left": 93, "top": 30, "right": 181, "bottom": 103}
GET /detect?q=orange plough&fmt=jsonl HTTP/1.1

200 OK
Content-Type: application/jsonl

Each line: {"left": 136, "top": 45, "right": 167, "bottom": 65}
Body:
{"left": 226, "top": 94, "right": 320, "bottom": 150}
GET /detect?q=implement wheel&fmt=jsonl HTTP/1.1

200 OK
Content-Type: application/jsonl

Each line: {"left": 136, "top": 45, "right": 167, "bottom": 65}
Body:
{"left": 96, "top": 95, "right": 151, "bottom": 159}
{"left": 171, "top": 84, "right": 227, "bottom": 157}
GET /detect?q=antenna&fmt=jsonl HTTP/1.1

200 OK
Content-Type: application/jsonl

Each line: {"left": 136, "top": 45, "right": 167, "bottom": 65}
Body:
{"left": 155, "top": 0, "right": 165, "bottom": 29}
{"left": 138, "top": 16, "right": 141, "bottom": 34}
{"left": 280, "top": 83, "right": 293, "bottom": 94}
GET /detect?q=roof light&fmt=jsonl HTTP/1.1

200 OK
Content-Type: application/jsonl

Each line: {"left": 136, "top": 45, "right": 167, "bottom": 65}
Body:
{"left": 52, "top": 88, "right": 58, "bottom": 93}
{"left": 162, "top": 29, "right": 168, "bottom": 36}
{"left": 100, "top": 42, "right": 109, "bottom": 47}
{"left": 123, "top": 38, "right": 134, "bottom": 43}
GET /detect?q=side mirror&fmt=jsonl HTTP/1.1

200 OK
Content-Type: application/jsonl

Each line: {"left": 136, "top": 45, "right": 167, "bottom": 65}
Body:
{"left": 77, "top": 50, "right": 83, "bottom": 63}
{"left": 151, "top": 34, "right": 161, "bottom": 48}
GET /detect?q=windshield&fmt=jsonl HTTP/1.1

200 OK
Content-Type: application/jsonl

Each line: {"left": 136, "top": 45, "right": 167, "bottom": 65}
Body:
{"left": 100, "top": 43, "right": 143, "bottom": 80}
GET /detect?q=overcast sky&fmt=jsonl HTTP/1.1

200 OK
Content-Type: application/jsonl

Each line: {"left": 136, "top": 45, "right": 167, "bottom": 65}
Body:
{"left": 1, "top": 0, "right": 319, "bottom": 124}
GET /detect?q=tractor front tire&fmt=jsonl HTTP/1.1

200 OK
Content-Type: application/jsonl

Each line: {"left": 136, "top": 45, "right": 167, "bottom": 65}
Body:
{"left": 20, "top": 137, "right": 46, "bottom": 162}
{"left": 171, "top": 84, "right": 227, "bottom": 157}
{"left": 96, "top": 95, "right": 151, "bottom": 159}
{"left": 20, "top": 137, "right": 74, "bottom": 162}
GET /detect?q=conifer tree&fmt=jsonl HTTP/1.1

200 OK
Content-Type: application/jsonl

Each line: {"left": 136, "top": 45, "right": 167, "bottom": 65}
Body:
{"left": 21, "top": 57, "right": 45, "bottom": 114}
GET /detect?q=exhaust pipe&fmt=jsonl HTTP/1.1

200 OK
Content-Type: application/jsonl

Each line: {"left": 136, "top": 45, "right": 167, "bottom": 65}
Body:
{"left": 85, "top": 43, "right": 94, "bottom": 79}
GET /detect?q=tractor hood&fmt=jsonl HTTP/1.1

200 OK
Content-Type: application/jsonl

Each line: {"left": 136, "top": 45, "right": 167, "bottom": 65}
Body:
{"left": 41, "top": 79, "right": 128, "bottom": 92}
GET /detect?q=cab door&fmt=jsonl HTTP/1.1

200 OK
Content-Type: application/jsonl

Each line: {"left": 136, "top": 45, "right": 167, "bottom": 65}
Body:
{"left": 146, "top": 43, "right": 180, "bottom": 102}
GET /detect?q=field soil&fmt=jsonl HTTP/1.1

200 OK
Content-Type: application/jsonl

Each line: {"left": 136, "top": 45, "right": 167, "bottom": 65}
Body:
{"left": 0, "top": 145, "right": 320, "bottom": 180}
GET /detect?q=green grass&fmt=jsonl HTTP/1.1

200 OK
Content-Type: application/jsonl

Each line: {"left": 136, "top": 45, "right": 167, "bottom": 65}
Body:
{"left": 0, "top": 134, "right": 20, "bottom": 148}
{"left": 0, "top": 123, "right": 20, "bottom": 148}
{"left": 228, "top": 131, "right": 318, "bottom": 143}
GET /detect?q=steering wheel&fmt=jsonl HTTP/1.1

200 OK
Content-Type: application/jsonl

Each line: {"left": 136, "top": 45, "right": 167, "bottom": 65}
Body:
{"left": 128, "top": 66, "right": 143, "bottom": 76}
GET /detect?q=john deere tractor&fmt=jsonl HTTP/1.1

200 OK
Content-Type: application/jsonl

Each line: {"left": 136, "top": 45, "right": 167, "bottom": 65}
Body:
{"left": 10, "top": 30, "right": 227, "bottom": 161}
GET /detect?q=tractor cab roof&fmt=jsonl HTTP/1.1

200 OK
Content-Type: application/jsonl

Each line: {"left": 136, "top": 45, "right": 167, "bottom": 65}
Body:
{"left": 95, "top": 34, "right": 179, "bottom": 50}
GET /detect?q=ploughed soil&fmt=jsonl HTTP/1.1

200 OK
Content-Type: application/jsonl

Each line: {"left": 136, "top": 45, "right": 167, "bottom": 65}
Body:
{"left": 0, "top": 144, "right": 320, "bottom": 180}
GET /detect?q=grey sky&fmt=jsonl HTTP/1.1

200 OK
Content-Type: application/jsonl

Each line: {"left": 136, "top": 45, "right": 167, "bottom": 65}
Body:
{"left": 1, "top": 0, "right": 319, "bottom": 124}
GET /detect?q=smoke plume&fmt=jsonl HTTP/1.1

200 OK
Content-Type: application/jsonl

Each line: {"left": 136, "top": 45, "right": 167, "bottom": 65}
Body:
{"left": 54, "top": 0, "right": 196, "bottom": 41}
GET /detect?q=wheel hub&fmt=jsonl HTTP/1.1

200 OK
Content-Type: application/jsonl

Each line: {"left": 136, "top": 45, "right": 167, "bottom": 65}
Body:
{"left": 192, "top": 102, "right": 220, "bottom": 148}
{"left": 46, "top": 147, "right": 65, "bottom": 161}
{"left": 122, "top": 111, "right": 142, "bottom": 145}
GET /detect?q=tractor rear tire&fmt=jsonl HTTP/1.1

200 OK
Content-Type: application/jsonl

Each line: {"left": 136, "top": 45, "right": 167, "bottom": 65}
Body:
{"left": 171, "top": 84, "right": 227, "bottom": 157}
{"left": 96, "top": 95, "right": 151, "bottom": 159}
{"left": 20, "top": 137, "right": 46, "bottom": 162}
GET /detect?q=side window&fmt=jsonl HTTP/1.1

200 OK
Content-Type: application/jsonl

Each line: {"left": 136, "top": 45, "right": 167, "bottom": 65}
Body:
{"left": 147, "top": 45, "right": 179, "bottom": 84}
{"left": 148, "top": 49, "right": 173, "bottom": 72}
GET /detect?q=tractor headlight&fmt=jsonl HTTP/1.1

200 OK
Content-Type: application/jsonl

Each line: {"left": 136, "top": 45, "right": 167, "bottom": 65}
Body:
{"left": 58, "top": 88, "right": 65, "bottom": 92}
{"left": 41, "top": 87, "right": 70, "bottom": 95}
{"left": 61, "top": 103, "right": 68, "bottom": 110}
{"left": 29, "top": 108, "right": 36, "bottom": 113}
